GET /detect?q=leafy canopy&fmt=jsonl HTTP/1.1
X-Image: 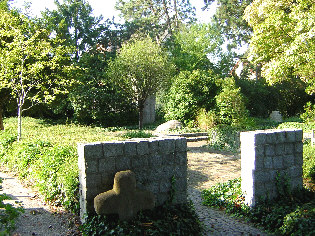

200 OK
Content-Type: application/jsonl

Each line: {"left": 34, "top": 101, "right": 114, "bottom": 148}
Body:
{"left": 244, "top": 0, "right": 315, "bottom": 95}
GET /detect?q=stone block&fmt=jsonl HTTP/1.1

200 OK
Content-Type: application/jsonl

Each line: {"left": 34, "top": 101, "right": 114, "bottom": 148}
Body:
{"left": 288, "top": 166, "right": 303, "bottom": 178}
{"left": 159, "top": 181, "right": 171, "bottom": 193}
{"left": 254, "top": 157, "right": 264, "bottom": 170}
{"left": 176, "top": 152, "right": 187, "bottom": 165}
{"left": 162, "top": 165, "right": 174, "bottom": 178}
{"left": 265, "top": 145, "right": 275, "bottom": 157}
{"left": 132, "top": 155, "right": 148, "bottom": 169}
{"left": 149, "top": 154, "right": 163, "bottom": 167}
{"left": 294, "top": 142, "right": 303, "bottom": 154}
{"left": 264, "top": 156, "right": 273, "bottom": 169}
{"left": 255, "top": 145, "right": 265, "bottom": 158}
{"left": 137, "top": 140, "right": 149, "bottom": 155}
{"left": 265, "top": 132, "right": 276, "bottom": 144}
{"left": 99, "top": 157, "right": 116, "bottom": 172}
{"left": 174, "top": 177, "right": 187, "bottom": 192}
{"left": 147, "top": 182, "right": 160, "bottom": 193}
{"left": 275, "top": 143, "right": 285, "bottom": 156}
{"left": 103, "top": 142, "right": 123, "bottom": 157}
{"left": 294, "top": 153, "right": 303, "bottom": 166}
{"left": 175, "top": 138, "right": 187, "bottom": 152}
{"left": 158, "top": 139, "right": 176, "bottom": 154}
{"left": 272, "top": 157, "right": 283, "bottom": 169}
{"left": 156, "top": 193, "right": 169, "bottom": 205}
{"left": 295, "top": 129, "right": 303, "bottom": 142}
{"left": 148, "top": 139, "right": 159, "bottom": 154}
{"left": 285, "top": 130, "right": 296, "bottom": 142}
{"left": 86, "top": 159, "right": 99, "bottom": 173}
{"left": 85, "top": 173, "right": 102, "bottom": 188}
{"left": 173, "top": 165, "right": 187, "bottom": 178}
{"left": 173, "top": 191, "right": 187, "bottom": 204}
{"left": 163, "top": 153, "right": 175, "bottom": 165}
{"left": 284, "top": 143, "right": 294, "bottom": 155}
{"left": 275, "top": 131, "right": 286, "bottom": 143}
{"left": 283, "top": 155, "right": 295, "bottom": 168}
{"left": 124, "top": 141, "right": 137, "bottom": 156}
{"left": 115, "top": 155, "right": 131, "bottom": 171}
{"left": 82, "top": 142, "right": 103, "bottom": 159}
{"left": 254, "top": 170, "right": 270, "bottom": 183}
{"left": 290, "top": 177, "right": 303, "bottom": 190}
{"left": 254, "top": 132, "right": 266, "bottom": 146}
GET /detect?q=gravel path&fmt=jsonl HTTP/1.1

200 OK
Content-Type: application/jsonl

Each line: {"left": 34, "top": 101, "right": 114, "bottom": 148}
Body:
{"left": 0, "top": 169, "right": 80, "bottom": 236}
{"left": 0, "top": 141, "right": 269, "bottom": 235}
{"left": 187, "top": 141, "right": 269, "bottom": 235}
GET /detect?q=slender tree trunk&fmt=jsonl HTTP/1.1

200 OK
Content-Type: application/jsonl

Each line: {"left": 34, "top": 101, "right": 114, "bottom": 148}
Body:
{"left": 0, "top": 105, "right": 4, "bottom": 130}
{"left": 138, "top": 102, "right": 145, "bottom": 130}
{"left": 17, "top": 103, "right": 22, "bottom": 141}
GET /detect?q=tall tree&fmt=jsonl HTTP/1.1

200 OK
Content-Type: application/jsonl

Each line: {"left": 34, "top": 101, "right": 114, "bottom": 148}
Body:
{"left": 0, "top": 8, "right": 74, "bottom": 139}
{"left": 204, "top": 0, "right": 253, "bottom": 45}
{"left": 115, "top": 0, "right": 196, "bottom": 43}
{"left": 42, "top": 0, "right": 103, "bottom": 60}
{"left": 108, "top": 36, "right": 174, "bottom": 129}
{"left": 244, "top": 0, "right": 315, "bottom": 95}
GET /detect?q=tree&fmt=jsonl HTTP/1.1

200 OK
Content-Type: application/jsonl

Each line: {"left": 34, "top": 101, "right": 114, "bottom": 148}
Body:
{"left": 108, "top": 36, "right": 174, "bottom": 129}
{"left": 244, "top": 0, "right": 315, "bottom": 95}
{"left": 204, "top": 0, "right": 253, "bottom": 45}
{"left": 115, "top": 0, "right": 196, "bottom": 43}
{"left": 0, "top": 9, "right": 73, "bottom": 139}
{"left": 42, "top": 0, "right": 104, "bottom": 60}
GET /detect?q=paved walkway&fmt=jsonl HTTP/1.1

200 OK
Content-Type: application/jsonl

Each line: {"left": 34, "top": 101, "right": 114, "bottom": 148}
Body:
{"left": 187, "top": 141, "right": 269, "bottom": 235}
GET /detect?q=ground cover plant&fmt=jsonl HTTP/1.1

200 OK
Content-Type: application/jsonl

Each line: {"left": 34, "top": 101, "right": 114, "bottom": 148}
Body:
{"left": 202, "top": 178, "right": 315, "bottom": 235}
{"left": 80, "top": 202, "right": 203, "bottom": 235}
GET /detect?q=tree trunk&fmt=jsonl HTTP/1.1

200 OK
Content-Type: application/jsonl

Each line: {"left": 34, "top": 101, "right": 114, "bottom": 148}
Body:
{"left": 0, "top": 105, "right": 4, "bottom": 130}
{"left": 138, "top": 102, "right": 144, "bottom": 130}
{"left": 17, "top": 104, "right": 22, "bottom": 141}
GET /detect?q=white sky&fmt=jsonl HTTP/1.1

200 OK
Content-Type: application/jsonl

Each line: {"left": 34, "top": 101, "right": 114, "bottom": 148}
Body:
{"left": 10, "top": 0, "right": 216, "bottom": 23}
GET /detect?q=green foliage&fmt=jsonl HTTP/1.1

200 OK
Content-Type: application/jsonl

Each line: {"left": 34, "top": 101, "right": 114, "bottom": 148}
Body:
{"left": 208, "top": 125, "right": 241, "bottom": 152}
{"left": 244, "top": 0, "right": 315, "bottom": 95}
{"left": 108, "top": 36, "right": 174, "bottom": 129}
{"left": 80, "top": 202, "right": 202, "bottom": 236}
{"left": 202, "top": 178, "right": 315, "bottom": 235}
{"left": 163, "top": 70, "right": 219, "bottom": 125}
{"left": 196, "top": 109, "right": 216, "bottom": 130}
{"left": 0, "top": 117, "right": 124, "bottom": 213}
{"left": 121, "top": 130, "right": 154, "bottom": 139}
{"left": 115, "top": 0, "right": 196, "bottom": 42}
{"left": 0, "top": 178, "right": 24, "bottom": 234}
{"left": 303, "top": 143, "right": 315, "bottom": 182}
{"left": 301, "top": 102, "right": 315, "bottom": 123}
{"left": 215, "top": 78, "right": 249, "bottom": 126}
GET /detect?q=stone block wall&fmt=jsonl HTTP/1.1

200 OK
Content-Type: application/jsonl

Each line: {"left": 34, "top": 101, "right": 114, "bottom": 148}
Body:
{"left": 241, "top": 129, "right": 303, "bottom": 206}
{"left": 78, "top": 137, "right": 187, "bottom": 220}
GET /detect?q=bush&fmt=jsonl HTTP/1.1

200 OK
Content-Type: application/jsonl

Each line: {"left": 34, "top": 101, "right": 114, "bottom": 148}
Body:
{"left": 208, "top": 125, "right": 241, "bottom": 152}
{"left": 196, "top": 109, "right": 216, "bottom": 130}
{"left": 301, "top": 102, "right": 315, "bottom": 123}
{"left": 163, "top": 70, "right": 219, "bottom": 125}
{"left": 215, "top": 77, "right": 249, "bottom": 126}
{"left": 303, "top": 143, "right": 315, "bottom": 182}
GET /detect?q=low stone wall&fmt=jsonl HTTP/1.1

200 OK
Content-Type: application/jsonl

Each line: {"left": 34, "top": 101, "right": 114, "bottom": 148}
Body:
{"left": 241, "top": 129, "right": 303, "bottom": 206}
{"left": 78, "top": 137, "right": 187, "bottom": 220}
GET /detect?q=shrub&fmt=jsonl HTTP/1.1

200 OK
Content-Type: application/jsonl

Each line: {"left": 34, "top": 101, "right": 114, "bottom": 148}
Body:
{"left": 301, "top": 102, "right": 315, "bottom": 123}
{"left": 121, "top": 130, "right": 154, "bottom": 139}
{"left": 208, "top": 125, "right": 241, "bottom": 152}
{"left": 163, "top": 70, "right": 219, "bottom": 125}
{"left": 196, "top": 109, "right": 217, "bottom": 130}
{"left": 215, "top": 77, "right": 249, "bottom": 126}
{"left": 303, "top": 143, "right": 315, "bottom": 182}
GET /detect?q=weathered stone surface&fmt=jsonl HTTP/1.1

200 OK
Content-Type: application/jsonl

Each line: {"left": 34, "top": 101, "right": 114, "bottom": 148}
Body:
{"left": 269, "top": 111, "right": 282, "bottom": 122}
{"left": 155, "top": 120, "right": 182, "bottom": 133}
{"left": 94, "top": 170, "right": 155, "bottom": 221}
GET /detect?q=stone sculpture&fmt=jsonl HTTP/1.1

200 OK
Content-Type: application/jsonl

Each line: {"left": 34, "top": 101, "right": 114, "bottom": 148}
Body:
{"left": 94, "top": 170, "right": 155, "bottom": 221}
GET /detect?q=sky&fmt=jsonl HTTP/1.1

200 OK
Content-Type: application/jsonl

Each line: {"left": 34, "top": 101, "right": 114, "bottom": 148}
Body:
{"left": 10, "top": 0, "right": 217, "bottom": 23}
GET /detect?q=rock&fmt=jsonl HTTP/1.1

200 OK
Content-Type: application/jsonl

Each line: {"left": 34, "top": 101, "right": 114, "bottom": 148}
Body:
{"left": 155, "top": 120, "right": 182, "bottom": 133}
{"left": 94, "top": 170, "right": 155, "bottom": 221}
{"left": 269, "top": 111, "right": 283, "bottom": 123}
